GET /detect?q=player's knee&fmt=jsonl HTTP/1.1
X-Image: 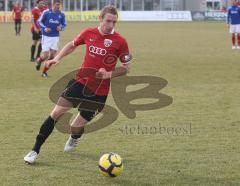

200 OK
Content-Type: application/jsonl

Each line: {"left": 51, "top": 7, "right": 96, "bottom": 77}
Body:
{"left": 79, "top": 110, "right": 99, "bottom": 123}
{"left": 50, "top": 109, "right": 66, "bottom": 120}
{"left": 71, "top": 114, "right": 88, "bottom": 128}
{"left": 71, "top": 121, "right": 86, "bottom": 128}
{"left": 49, "top": 53, "right": 56, "bottom": 60}
{"left": 49, "top": 56, "right": 54, "bottom": 60}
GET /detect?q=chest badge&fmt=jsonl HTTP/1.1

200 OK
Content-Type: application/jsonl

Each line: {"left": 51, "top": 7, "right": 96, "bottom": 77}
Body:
{"left": 104, "top": 39, "right": 112, "bottom": 47}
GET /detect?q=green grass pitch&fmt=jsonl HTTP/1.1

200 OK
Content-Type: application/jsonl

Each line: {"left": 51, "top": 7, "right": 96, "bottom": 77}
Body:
{"left": 0, "top": 21, "right": 239, "bottom": 185}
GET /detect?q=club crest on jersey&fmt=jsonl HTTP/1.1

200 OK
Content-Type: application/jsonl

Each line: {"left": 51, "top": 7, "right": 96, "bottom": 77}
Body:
{"left": 104, "top": 39, "right": 112, "bottom": 47}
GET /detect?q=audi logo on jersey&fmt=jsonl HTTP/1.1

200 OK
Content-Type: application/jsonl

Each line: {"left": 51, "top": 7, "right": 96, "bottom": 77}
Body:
{"left": 89, "top": 45, "right": 107, "bottom": 56}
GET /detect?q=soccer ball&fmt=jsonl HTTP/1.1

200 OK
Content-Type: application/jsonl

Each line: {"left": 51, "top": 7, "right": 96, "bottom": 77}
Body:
{"left": 98, "top": 152, "right": 123, "bottom": 177}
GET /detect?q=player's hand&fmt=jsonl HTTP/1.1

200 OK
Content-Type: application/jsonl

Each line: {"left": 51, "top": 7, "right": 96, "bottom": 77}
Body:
{"left": 56, "top": 26, "right": 62, "bottom": 31}
{"left": 95, "top": 68, "right": 112, "bottom": 79}
{"left": 44, "top": 60, "right": 58, "bottom": 69}
{"left": 44, "top": 28, "right": 51, "bottom": 33}
{"left": 34, "top": 27, "right": 40, "bottom": 33}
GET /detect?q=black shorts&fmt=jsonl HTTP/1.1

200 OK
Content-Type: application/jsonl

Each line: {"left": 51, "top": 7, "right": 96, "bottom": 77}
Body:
{"left": 15, "top": 19, "right": 21, "bottom": 24}
{"left": 61, "top": 79, "right": 108, "bottom": 121}
{"left": 32, "top": 30, "right": 42, "bottom": 40}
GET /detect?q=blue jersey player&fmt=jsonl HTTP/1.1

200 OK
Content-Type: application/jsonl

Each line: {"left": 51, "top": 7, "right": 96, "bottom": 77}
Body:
{"left": 227, "top": 0, "right": 240, "bottom": 49}
{"left": 36, "top": 0, "right": 66, "bottom": 77}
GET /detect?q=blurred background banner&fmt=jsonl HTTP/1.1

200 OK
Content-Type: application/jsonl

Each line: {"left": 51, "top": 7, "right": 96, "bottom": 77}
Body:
{"left": 0, "top": 0, "right": 231, "bottom": 22}
{"left": 191, "top": 10, "right": 227, "bottom": 21}
{"left": 0, "top": 0, "right": 231, "bottom": 12}
{"left": 0, "top": 10, "right": 193, "bottom": 22}
{"left": 204, "top": 10, "right": 227, "bottom": 21}
{"left": 120, "top": 11, "right": 192, "bottom": 21}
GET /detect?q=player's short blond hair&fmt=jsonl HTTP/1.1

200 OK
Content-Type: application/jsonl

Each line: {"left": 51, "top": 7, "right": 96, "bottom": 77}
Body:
{"left": 53, "top": 0, "right": 61, "bottom": 4}
{"left": 100, "top": 5, "right": 118, "bottom": 18}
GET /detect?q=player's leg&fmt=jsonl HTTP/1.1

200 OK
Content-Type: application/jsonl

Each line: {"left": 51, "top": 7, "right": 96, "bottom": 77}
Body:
{"left": 42, "top": 49, "right": 57, "bottom": 77}
{"left": 14, "top": 20, "right": 18, "bottom": 35}
{"left": 24, "top": 78, "right": 80, "bottom": 163}
{"left": 49, "top": 49, "right": 57, "bottom": 60}
{"left": 230, "top": 25, "right": 237, "bottom": 49}
{"left": 64, "top": 114, "right": 87, "bottom": 152}
{"left": 236, "top": 24, "right": 240, "bottom": 49}
{"left": 237, "top": 33, "right": 240, "bottom": 49}
{"left": 32, "top": 101, "right": 72, "bottom": 154}
{"left": 36, "top": 51, "right": 49, "bottom": 71}
{"left": 31, "top": 31, "right": 42, "bottom": 61}
{"left": 36, "top": 35, "right": 51, "bottom": 71}
{"left": 18, "top": 20, "right": 21, "bottom": 35}
{"left": 24, "top": 97, "right": 72, "bottom": 164}
{"left": 41, "top": 36, "right": 59, "bottom": 77}
{"left": 36, "top": 32, "right": 42, "bottom": 59}
{"left": 31, "top": 39, "right": 38, "bottom": 62}
{"left": 64, "top": 94, "right": 107, "bottom": 152}
{"left": 232, "top": 33, "right": 237, "bottom": 49}
{"left": 36, "top": 41, "right": 42, "bottom": 59}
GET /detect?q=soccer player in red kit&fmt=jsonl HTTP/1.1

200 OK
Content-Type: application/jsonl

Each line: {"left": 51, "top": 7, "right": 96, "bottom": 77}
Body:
{"left": 24, "top": 5, "right": 132, "bottom": 164}
{"left": 12, "top": 1, "right": 24, "bottom": 36}
{"left": 30, "top": 0, "right": 45, "bottom": 62}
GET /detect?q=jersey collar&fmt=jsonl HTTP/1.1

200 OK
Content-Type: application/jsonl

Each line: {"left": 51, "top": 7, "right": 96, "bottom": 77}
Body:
{"left": 98, "top": 26, "right": 115, "bottom": 35}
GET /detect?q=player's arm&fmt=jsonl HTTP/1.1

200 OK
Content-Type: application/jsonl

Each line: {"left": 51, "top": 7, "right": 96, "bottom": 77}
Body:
{"left": 227, "top": 8, "right": 231, "bottom": 26}
{"left": 38, "top": 10, "right": 50, "bottom": 32}
{"left": 57, "top": 13, "right": 67, "bottom": 31}
{"left": 112, "top": 61, "right": 131, "bottom": 78}
{"left": 12, "top": 9, "right": 15, "bottom": 19}
{"left": 45, "top": 41, "right": 77, "bottom": 68}
{"left": 96, "top": 54, "right": 132, "bottom": 79}
{"left": 46, "top": 30, "right": 87, "bottom": 68}
{"left": 31, "top": 11, "right": 39, "bottom": 32}
{"left": 32, "top": 18, "right": 39, "bottom": 32}
{"left": 96, "top": 38, "right": 132, "bottom": 79}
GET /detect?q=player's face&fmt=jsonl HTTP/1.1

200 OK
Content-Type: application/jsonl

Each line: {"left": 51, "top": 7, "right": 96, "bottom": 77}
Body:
{"left": 53, "top": 2, "right": 61, "bottom": 11}
{"left": 99, "top": 13, "right": 117, "bottom": 35}
{"left": 232, "top": 0, "right": 237, "bottom": 5}
{"left": 38, "top": 1, "right": 44, "bottom": 8}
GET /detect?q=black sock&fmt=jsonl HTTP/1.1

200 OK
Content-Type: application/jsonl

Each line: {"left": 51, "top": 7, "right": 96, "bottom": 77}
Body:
{"left": 71, "top": 134, "right": 81, "bottom": 139}
{"left": 36, "top": 43, "right": 42, "bottom": 58}
{"left": 32, "top": 116, "right": 55, "bottom": 154}
{"left": 18, "top": 25, "right": 21, "bottom": 34}
{"left": 31, "top": 45, "right": 36, "bottom": 59}
{"left": 15, "top": 25, "right": 17, "bottom": 35}
{"left": 71, "top": 127, "right": 84, "bottom": 139}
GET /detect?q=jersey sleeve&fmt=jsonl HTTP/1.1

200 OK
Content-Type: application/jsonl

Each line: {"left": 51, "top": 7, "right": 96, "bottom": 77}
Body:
{"left": 32, "top": 10, "right": 36, "bottom": 27}
{"left": 227, "top": 8, "right": 231, "bottom": 24}
{"left": 32, "top": 9, "right": 37, "bottom": 22}
{"left": 60, "top": 13, "right": 67, "bottom": 31}
{"left": 117, "top": 38, "right": 132, "bottom": 64}
{"left": 32, "top": 10, "right": 40, "bottom": 29}
{"left": 38, "top": 10, "right": 47, "bottom": 29}
{"left": 73, "top": 29, "right": 88, "bottom": 46}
